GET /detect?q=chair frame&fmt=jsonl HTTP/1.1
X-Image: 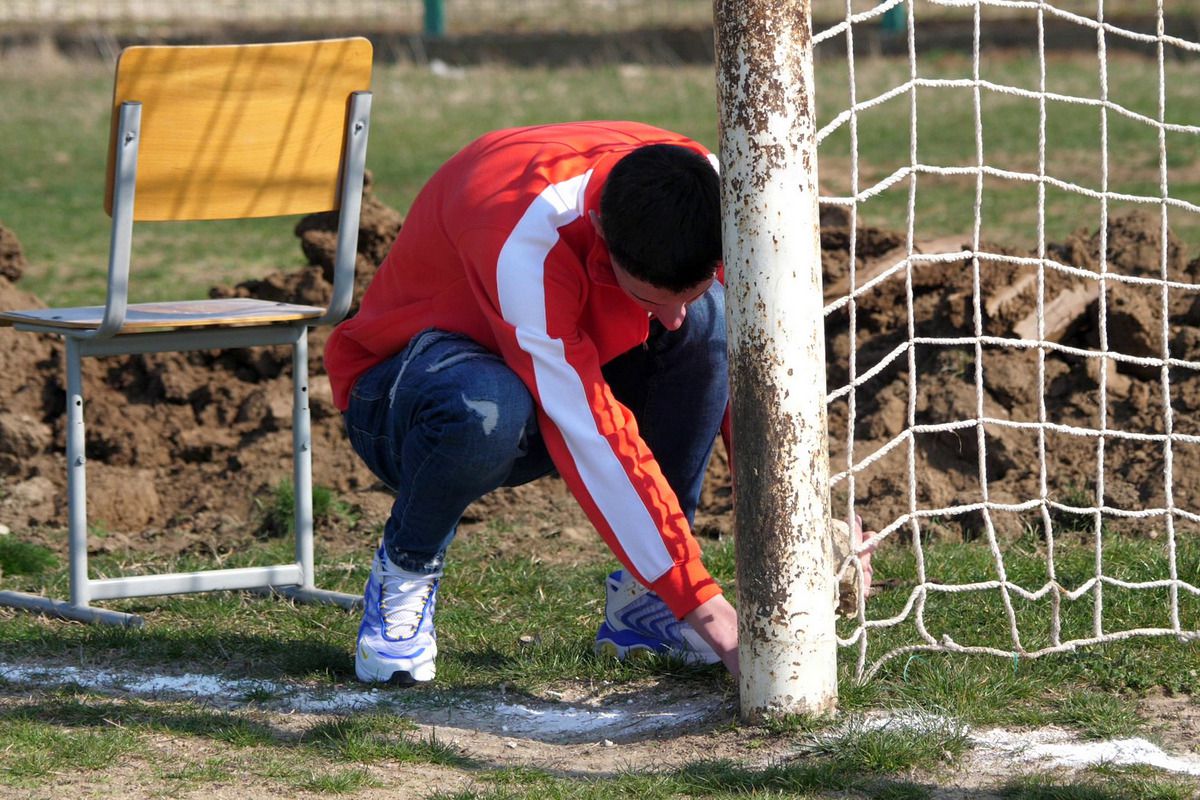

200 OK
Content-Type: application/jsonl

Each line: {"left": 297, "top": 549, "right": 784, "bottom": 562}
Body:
{"left": 0, "top": 44, "right": 372, "bottom": 626}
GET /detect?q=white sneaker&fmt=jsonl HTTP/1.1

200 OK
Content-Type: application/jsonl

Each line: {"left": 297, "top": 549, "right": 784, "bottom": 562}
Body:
{"left": 355, "top": 549, "right": 440, "bottom": 685}
{"left": 593, "top": 570, "right": 720, "bottom": 665}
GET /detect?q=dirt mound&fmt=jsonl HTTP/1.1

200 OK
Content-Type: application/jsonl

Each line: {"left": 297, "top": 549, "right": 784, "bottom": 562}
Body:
{"left": 212, "top": 172, "right": 404, "bottom": 319}
{"left": 823, "top": 209, "right": 1199, "bottom": 541}
{"left": 0, "top": 205, "right": 1194, "bottom": 560}
{"left": 0, "top": 221, "right": 26, "bottom": 283}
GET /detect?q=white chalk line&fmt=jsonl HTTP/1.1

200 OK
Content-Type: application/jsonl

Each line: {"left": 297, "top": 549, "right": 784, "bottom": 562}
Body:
{"left": 849, "top": 709, "right": 1200, "bottom": 778}
{"left": 0, "top": 661, "right": 714, "bottom": 742}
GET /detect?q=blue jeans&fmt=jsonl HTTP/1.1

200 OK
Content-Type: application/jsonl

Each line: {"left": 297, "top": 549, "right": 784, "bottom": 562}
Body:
{"left": 342, "top": 283, "right": 728, "bottom": 574}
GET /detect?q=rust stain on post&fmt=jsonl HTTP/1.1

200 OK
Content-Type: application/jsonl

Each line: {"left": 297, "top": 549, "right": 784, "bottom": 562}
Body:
{"left": 715, "top": 0, "right": 813, "bottom": 181}
{"left": 729, "top": 332, "right": 802, "bottom": 620}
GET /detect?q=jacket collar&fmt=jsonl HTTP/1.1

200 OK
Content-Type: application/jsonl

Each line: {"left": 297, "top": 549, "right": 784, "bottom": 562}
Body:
{"left": 581, "top": 151, "right": 623, "bottom": 288}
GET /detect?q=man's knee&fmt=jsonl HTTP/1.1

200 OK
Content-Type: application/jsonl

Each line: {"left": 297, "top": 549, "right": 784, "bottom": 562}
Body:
{"left": 418, "top": 358, "right": 536, "bottom": 472}
{"left": 451, "top": 374, "right": 534, "bottom": 450}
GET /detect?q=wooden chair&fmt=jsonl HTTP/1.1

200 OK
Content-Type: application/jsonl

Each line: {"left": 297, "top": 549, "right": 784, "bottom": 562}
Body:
{"left": 0, "top": 38, "right": 374, "bottom": 626}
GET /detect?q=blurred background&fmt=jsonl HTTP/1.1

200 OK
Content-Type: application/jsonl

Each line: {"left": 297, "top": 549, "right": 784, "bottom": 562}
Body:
{"left": 1, "top": 1, "right": 1195, "bottom": 65}
{"left": 0, "top": 0, "right": 1196, "bottom": 303}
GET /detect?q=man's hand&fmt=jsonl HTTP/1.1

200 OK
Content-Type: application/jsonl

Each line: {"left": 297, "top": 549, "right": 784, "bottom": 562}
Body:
{"left": 835, "top": 514, "right": 880, "bottom": 616}
{"left": 853, "top": 514, "right": 879, "bottom": 591}
{"left": 685, "top": 515, "right": 879, "bottom": 677}
{"left": 684, "top": 594, "right": 739, "bottom": 678}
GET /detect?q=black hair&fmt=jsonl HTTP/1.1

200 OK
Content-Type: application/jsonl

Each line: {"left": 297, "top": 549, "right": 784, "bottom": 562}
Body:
{"left": 599, "top": 143, "right": 722, "bottom": 293}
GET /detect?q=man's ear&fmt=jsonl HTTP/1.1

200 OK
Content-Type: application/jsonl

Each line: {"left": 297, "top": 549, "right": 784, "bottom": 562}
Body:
{"left": 588, "top": 210, "right": 605, "bottom": 240}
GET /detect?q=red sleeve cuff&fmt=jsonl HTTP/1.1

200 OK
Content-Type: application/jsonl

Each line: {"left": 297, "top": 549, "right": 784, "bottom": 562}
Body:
{"left": 649, "top": 558, "right": 723, "bottom": 620}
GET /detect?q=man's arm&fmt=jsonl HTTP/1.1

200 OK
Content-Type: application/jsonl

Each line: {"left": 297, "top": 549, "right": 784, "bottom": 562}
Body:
{"left": 463, "top": 213, "right": 722, "bottom": 621}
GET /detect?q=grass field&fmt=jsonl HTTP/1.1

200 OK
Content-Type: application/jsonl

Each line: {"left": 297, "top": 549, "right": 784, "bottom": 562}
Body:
{"left": 816, "top": 51, "right": 1200, "bottom": 250}
{"left": 1, "top": 50, "right": 1196, "bottom": 305}
{"left": 1, "top": 46, "right": 1199, "bottom": 798}
{"left": 1, "top": 529, "right": 1198, "bottom": 796}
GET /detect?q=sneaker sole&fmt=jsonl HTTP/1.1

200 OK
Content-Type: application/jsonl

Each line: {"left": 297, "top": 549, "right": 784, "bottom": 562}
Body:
{"left": 355, "top": 644, "right": 435, "bottom": 685}
{"left": 593, "top": 622, "right": 696, "bottom": 663}
{"left": 595, "top": 638, "right": 662, "bottom": 662}
{"left": 385, "top": 670, "right": 422, "bottom": 686}
{"left": 355, "top": 661, "right": 434, "bottom": 685}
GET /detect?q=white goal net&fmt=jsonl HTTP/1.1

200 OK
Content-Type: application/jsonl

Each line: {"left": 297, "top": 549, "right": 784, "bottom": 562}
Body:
{"left": 813, "top": 0, "right": 1200, "bottom": 680}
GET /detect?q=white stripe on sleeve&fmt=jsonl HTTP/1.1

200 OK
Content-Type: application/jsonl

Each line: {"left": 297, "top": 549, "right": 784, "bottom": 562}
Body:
{"left": 495, "top": 171, "right": 676, "bottom": 583}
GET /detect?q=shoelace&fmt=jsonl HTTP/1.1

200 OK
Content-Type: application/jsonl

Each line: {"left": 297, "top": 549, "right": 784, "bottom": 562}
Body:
{"left": 380, "top": 574, "right": 436, "bottom": 640}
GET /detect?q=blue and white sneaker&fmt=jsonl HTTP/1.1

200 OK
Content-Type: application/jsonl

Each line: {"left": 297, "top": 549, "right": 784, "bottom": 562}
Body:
{"left": 593, "top": 570, "right": 720, "bottom": 665}
{"left": 355, "top": 549, "right": 440, "bottom": 685}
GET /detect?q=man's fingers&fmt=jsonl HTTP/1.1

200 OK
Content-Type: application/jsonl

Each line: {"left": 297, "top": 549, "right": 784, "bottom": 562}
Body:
{"left": 851, "top": 514, "right": 881, "bottom": 554}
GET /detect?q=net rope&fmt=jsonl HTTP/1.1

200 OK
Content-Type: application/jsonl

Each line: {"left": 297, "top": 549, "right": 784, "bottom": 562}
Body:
{"left": 818, "top": 0, "right": 1200, "bottom": 681}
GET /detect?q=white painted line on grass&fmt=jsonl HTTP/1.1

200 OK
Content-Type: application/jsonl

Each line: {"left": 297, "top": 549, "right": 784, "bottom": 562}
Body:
{"left": 974, "top": 728, "right": 1200, "bottom": 776}
{"left": 0, "top": 661, "right": 712, "bottom": 740}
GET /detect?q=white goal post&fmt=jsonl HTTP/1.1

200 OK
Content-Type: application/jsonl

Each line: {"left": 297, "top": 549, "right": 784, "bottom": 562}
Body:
{"left": 715, "top": 0, "right": 839, "bottom": 720}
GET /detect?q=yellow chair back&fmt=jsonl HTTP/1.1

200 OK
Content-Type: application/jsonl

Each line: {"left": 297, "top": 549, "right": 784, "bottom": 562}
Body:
{"left": 105, "top": 37, "right": 373, "bottom": 221}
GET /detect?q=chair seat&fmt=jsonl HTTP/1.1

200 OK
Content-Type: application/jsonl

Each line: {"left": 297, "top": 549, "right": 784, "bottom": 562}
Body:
{"left": 0, "top": 298, "right": 323, "bottom": 333}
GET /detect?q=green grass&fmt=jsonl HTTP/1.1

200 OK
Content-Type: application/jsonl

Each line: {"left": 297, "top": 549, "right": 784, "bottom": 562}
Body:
{"left": 0, "top": 531, "right": 721, "bottom": 690}
{"left": 427, "top": 729, "right": 957, "bottom": 800}
{"left": 302, "top": 713, "right": 475, "bottom": 767}
{"left": 0, "top": 716, "right": 141, "bottom": 782}
{"left": 0, "top": 688, "right": 462, "bottom": 792}
{"left": 297, "top": 767, "right": 379, "bottom": 794}
{"left": 0, "top": 527, "right": 1194, "bottom": 701}
{"left": 0, "top": 529, "right": 1196, "bottom": 795}
{"left": 255, "top": 479, "right": 359, "bottom": 538}
{"left": 815, "top": 52, "right": 1200, "bottom": 249}
{"left": 0, "top": 537, "right": 58, "bottom": 576}
{"left": 836, "top": 532, "right": 1199, "bottom": 737}
{"left": 3, "top": 693, "right": 279, "bottom": 748}
{"left": 1049, "top": 690, "right": 1145, "bottom": 740}
{"left": 11, "top": 1, "right": 1197, "bottom": 38}
{"left": 1002, "top": 764, "right": 1200, "bottom": 800}
{"left": 800, "top": 714, "right": 972, "bottom": 773}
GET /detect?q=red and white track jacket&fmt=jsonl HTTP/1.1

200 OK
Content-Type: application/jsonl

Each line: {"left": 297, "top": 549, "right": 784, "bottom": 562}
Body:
{"left": 325, "top": 121, "right": 722, "bottom": 619}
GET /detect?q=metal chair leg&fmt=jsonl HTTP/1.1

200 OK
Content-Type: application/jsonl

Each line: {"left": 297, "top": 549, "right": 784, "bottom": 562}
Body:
{"left": 66, "top": 336, "right": 89, "bottom": 608}
{"left": 66, "top": 338, "right": 141, "bottom": 625}
{"left": 292, "top": 327, "right": 315, "bottom": 589}
{"left": 0, "top": 329, "right": 356, "bottom": 622}
{"left": 0, "top": 337, "right": 143, "bottom": 626}
{"left": 277, "top": 326, "right": 360, "bottom": 610}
